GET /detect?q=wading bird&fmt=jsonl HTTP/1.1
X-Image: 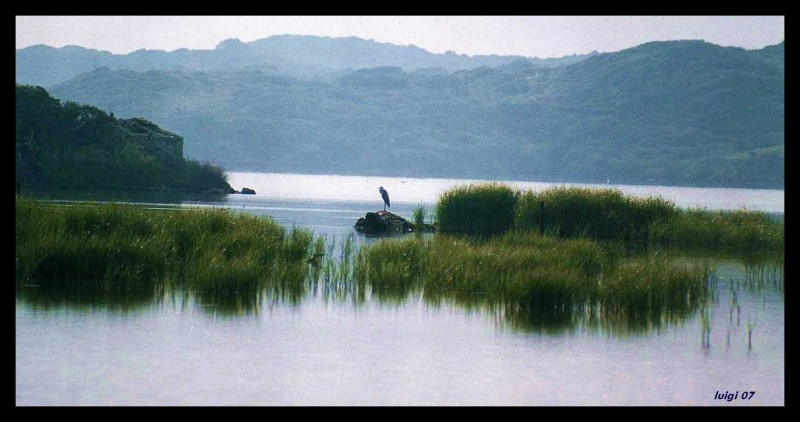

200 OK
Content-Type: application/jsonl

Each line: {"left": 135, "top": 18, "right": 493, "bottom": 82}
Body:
{"left": 379, "top": 186, "right": 390, "bottom": 211}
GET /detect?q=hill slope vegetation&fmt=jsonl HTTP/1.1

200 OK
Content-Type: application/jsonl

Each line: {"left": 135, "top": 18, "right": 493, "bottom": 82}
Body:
{"left": 36, "top": 40, "right": 783, "bottom": 189}
{"left": 16, "top": 85, "right": 234, "bottom": 193}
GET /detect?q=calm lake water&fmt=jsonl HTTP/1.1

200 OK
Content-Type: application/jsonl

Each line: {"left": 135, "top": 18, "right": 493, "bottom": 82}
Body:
{"left": 16, "top": 173, "right": 784, "bottom": 406}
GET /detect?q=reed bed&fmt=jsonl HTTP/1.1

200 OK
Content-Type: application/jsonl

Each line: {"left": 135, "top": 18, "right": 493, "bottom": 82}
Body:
{"left": 16, "top": 198, "right": 314, "bottom": 295}
{"left": 647, "top": 209, "right": 784, "bottom": 256}
{"left": 515, "top": 186, "right": 677, "bottom": 242}
{"left": 309, "top": 233, "right": 367, "bottom": 304}
{"left": 412, "top": 204, "right": 428, "bottom": 230}
{"left": 356, "top": 235, "right": 426, "bottom": 300}
{"left": 435, "top": 183, "right": 518, "bottom": 236}
{"left": 355, "top": 232, "right": 709, "bottom": 331}
{"left": 435, "top": 183, "right": 783, "bottom": 256}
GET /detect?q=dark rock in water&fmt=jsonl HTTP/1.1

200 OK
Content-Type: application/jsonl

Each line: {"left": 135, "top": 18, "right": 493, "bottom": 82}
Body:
{"left": 355, "top": 211, "right": 436, "bottom": 234}
{"left": 355, "top": 211, "right": 412, "bottom": 234}
{"left": 201, "top": 186, "right": 236, "bottom": 194}
{"left": 240, "top": 187, "right": 256, "bottom": 194}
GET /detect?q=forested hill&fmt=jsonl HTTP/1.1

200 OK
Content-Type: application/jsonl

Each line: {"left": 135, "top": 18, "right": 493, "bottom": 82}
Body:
{"left": 16, "top": 34, "right": 595, "bottom": 88}
{"left": 45, "top": 40, "right": 784, "bottom": 189}
{"left": 15, "top": 85, "right": 234, "bottom": 193}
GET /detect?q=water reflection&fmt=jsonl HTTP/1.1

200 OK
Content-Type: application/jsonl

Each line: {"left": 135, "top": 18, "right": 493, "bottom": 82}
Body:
{"left": 15, "top": 282, "right": 307, "bottom": 318}
{"left": 420, "top": 287, "right": 706, "bottom": 337}
{"left": 709, "top": 260, "right": 784, "bottom": 297}
{"left": 309, "top": 275, "right": 368, "bottom": 306}
{"left": 16, "top": 284, "right": 164, "bottom": 314}
{"left": 742, "top": 263, "right": 784, "bottom": 296}
{"left": 17, "top": 276, "right": 691, "bottom": 335}
{"left": 191, "top": 285, "right": 306, "bottom": 317}
{"left": 322, "top": 252, "right": 782, "bottom": 338}
{"left": 15, "top": 259, "right": 783, "bottom": 338}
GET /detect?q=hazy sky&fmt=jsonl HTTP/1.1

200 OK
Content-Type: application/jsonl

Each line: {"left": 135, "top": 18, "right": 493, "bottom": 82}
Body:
{"left": 16, "top": 16, "right": 784, "bottom": 58}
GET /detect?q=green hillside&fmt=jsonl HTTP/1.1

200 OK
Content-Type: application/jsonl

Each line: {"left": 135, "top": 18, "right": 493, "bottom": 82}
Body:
{"left": 16, "top": 85, "right": 234, "bottom": 193}
{"left": 45, "top": 40, "right": 783, "bottom": 189}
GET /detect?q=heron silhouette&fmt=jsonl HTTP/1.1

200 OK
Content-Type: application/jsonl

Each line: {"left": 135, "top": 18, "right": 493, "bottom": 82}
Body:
{"left": 378, "top": 186, "right": 390, "bottom": 211}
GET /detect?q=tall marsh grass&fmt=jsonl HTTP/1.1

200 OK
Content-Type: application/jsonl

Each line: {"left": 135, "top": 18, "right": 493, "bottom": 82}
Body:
{"left": 16, "top": 198, "right": 314, "bottom": 294}
{"left": 356, "top": 235, "right": 426, "bottom": 301}
{"left": 309, "top": 233, "right": 367, "bottom": 303}
{"left": 515, "top": 187, "right": 677, "bottom": 242}
{"left": 435, "top": 183, "right": 518, "bottom": 236}
{"left": 412, "top": 204, "right": 428, "bottom": 230}
{"left": 355, "top": 231, "right": 709, "bottom": 334}
{"left": 436, "top": 183, "right": 783, "bottom": 256}
{"left": 648, "top": 209, "right": 784, "bottom": 256}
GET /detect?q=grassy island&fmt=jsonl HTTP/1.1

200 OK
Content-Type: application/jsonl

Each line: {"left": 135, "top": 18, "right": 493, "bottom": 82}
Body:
{"left": 16, "top": 199, "right": 313, "bottom": 296}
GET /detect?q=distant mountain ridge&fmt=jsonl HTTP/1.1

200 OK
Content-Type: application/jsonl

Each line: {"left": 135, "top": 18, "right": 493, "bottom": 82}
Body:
{"left": 32, "top": 39, "right": 784, "bottom": 189}
{"left": 16, "top": 34, "right": 597, "bottom": 88}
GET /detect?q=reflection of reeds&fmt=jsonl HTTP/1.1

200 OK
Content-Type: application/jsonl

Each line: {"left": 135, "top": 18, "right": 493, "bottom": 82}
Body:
{"left": 193, "top": 284, "right": 307, "bottom": 317}
{"left": 309, "top": 233, "right": 366, "bottom": 305}
{"left": 15, "top": 283, "right": 163, "bottom": 314}
{"left": 700, "top": 304, "right": 712, "bottom": 350}
{"left": 747, "top": 315, "right": 758, "bottom": 352}
{"left": 744, "top": 262, "right": 784, "bottom": 295}
{"left": 702, "top": 260, "right": 781, "bottom": 354}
